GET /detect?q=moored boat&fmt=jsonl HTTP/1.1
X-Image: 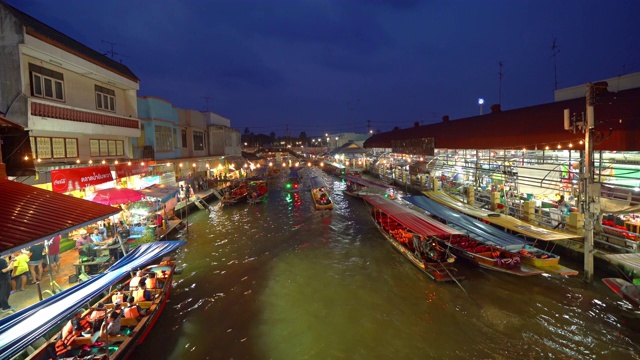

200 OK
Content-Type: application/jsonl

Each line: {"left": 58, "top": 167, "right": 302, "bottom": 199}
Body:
{"left": 221, "top": 182, "right": 248, "bottom": 205}
{"left": 342, "top": 174, "right": 395, "bottom": 199}
{"left": 285, "top": 167, "right": 302, "bottom": 192}
{"left": 362, "top": 195, "right": 462, "bottom": 282}
{"left": 247, "top": 178, "right": 269, "bottom": 204}
{"left": 310, "top": 175, "right": 333, "bottom": 210}
{"left": 2, "top": 241, "right": 185, "bottom": 360}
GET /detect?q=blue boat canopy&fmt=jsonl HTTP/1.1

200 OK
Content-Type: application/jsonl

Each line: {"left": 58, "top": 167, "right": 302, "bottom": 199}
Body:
{"left": 0, "top": 240, "right": 185, "bottom": 360}
{"left": 402, "top": 195, "right": 533, "bottom": 247}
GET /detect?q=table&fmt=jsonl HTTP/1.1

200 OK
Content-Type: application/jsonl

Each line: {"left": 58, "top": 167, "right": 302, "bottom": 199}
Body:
{"left": 73, "top": 256, "right": 110, "bottom": 277}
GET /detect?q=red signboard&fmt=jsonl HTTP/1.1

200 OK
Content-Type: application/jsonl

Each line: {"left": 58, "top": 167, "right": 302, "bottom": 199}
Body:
{"left": 51, "top": 165, "right": 114, "bottom": 193}
{"left": 115, "top": 162, "right": 149, "bottom": 178}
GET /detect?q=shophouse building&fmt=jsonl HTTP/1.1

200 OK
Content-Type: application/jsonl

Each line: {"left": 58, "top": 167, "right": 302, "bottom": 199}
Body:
{"left": 0, "top": 2, "right": 141, "bottom": 188}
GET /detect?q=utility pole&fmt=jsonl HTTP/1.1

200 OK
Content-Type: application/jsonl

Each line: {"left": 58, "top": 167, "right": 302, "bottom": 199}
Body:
{"left": 202, "top": 96, "right": 212, "bottom": 112}
{"left": 551, "top": 39, "right": 560, "bottom": 90}
{"left": 498, "top": 60, "right": 504, "bottom": 105}
{"left": 583, "top": 82, "right": 597, "bottom": 282}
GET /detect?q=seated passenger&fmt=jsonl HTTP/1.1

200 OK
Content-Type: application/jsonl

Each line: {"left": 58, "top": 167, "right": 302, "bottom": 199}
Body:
{"left": 124, "top": 296, "right": 149, "bottom": 319}
{"left": 89, "top": 302, "right": 108, "bottom": 333}
{"left": 61, "top": 310, "right": 92, "bottom": 338}
{"left": 101, "top": 310, "right": 123, "bottom": 337}
{"left": 112, "top": 285, "right": 125, "bottom": 304}
{"left": 133, "top": 282, "right": 154, "bottom": 302}
{"left": 128, "top": 270, "right": 146, "bottom": 291}
{"left": 55, "top": 319, "right": 84, "bottom": 358}
{"left": 146, "top": 272, "right": 160, "bottom": 289}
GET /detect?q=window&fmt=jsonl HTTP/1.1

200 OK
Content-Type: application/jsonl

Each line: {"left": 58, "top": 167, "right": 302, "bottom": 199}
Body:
{"left": 193, "top": 131, "right": 204, "bottom": 151}
{"left": 181, "top": 130, "right": 187, "bottom": 148}
{"left": 95, "top": 85, "right": 116, "bottom": 112}
{"left": 155, "top": 125, "right": 173, "bottom": 151}
{"left": 33, "top": 137, "right": 77, "bottom": 159}
{"left": 29, "top": 64, "right": 64, "bottom": 101}
{"left": 90, "top": 139, "right": 124, "bottom": 157}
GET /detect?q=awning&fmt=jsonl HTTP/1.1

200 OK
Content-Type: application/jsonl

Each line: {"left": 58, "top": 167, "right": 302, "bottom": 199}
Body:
{"left": 224, "top": 156, "right": 246, "bottom": 167}
{"left": 50, "top": 165, "right": 114, "bottom": 193}
{"left": 0, "top": 240, "right": 185, "bottom": 360}
{"left": 139, "top": 184, "right": 180, "bottom": 203}
{"left": 403, "top": 195, "right": 533, "bottom": 247}
{"left": 362, "top": 195, "right": 463, "bottom": 238}
{"left": 115, "top": 161, "right": 149, "bottom": 178}
{"left": 0, "top": 178, "right": 120, "bottom": 256}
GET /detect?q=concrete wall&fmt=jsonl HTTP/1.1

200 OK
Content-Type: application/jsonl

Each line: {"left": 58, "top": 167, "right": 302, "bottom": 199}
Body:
{"left": 0, "top": 5, "right": 28, "bottom": 125}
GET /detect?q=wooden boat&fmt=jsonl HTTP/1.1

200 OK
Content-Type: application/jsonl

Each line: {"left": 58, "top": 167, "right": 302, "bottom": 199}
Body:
{"left": 603, "top": 254, "right": 640, "bottom": 311}
{"left": 26, "top": 258, "right": 179, "bottom": 360}
{"left": 221, "top": 182, "right": 248, "bottom": 205}
{"left": 343, "top": 174, "right": 394, "bottom": 199}
{"left": 247, "top": 178, "right": 269, "bottom": 204}
{"left": 603, "top": 278, "right": 640, "bottom": 309}
{"left": 447, "top": 237, "right": 543, "bottom": 276}
{"left": 285, "top": 167, "right": 302, "bottom": 192}
{"left": 362, "top": 195, "right": 462, "bottom": 282}
{"left": 310, "top": 175, "right": 333, "bottom": 210}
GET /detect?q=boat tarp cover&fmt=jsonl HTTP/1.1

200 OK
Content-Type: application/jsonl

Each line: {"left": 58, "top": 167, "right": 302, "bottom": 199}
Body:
{"left": 309, "top": 176, "right": 328, "bottom": 189}
{"left": 362, "top": 195, "right": 463, "bottom": 238}
{"left": 342, "top": 175, "right": 392, "bottom": 189}
{"left": 0, "top": 240, "right": 185, "bottom": 360}
{"left": 288, "top": 167, "right": 302, "bottom": 179}
{"left": 403, "top": 195, "right": 533, "bottom": 247}
{"left": 604, "top": 253, "right": 640, "bottom": 273}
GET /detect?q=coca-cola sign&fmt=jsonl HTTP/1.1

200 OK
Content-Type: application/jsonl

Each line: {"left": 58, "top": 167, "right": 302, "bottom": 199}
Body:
{"left": 51, "top": 165, "right": 114, "bottom": 193}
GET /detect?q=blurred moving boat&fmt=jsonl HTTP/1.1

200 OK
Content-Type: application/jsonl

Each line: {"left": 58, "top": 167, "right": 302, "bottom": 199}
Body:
{"left": 310, "top": 175, "right": 333, "bottom": 210}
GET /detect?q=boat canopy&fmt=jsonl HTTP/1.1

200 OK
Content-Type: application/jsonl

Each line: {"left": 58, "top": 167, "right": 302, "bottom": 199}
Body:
{"left": 363, "top": 195, "right": 463, "bottom": 238}
{"left": 604, "top": 253, "right": 640, "bottom": 273}
{"left": 342, "top": 175, "right": 392, "bottom": 189}
{"left": 0, "top": 240, "right": 185, "bottom": 360}
{"left": 403, "top": 195, "right": 534, "bottom": 247}
{"left": 309, "top": 176, "right": 328, "bottom": 189}
{"left": 288, "top": 167, "right": 302, "bottom": 178}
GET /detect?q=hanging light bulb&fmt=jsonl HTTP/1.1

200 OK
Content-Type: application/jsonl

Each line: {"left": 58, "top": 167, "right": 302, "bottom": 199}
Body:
{"left": 101, "top": 160, "right": 106, "bottom": 164}
{"left": 88, "top": 159, "right": 93, "bottom": 164}
{"left": 76, "top": 159, "right": 81, "bottom": 164}
{"left": 115, "top": 160, "right": 119, "bottom": 164}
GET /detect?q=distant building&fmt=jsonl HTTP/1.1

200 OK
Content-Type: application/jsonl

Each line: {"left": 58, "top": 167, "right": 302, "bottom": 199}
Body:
{"left": 327, "top": 132, "right": 372, "bottom": 150}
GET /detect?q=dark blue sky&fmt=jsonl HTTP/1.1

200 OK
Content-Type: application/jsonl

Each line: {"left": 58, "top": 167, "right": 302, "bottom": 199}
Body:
{"left": 8, "top": 0, "right": 639, "bottom": 136}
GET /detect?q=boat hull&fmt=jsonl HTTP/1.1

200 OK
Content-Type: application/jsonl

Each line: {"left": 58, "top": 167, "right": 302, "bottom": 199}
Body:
{"left": 603, "top": 278, "right": 640, "bottom": 308}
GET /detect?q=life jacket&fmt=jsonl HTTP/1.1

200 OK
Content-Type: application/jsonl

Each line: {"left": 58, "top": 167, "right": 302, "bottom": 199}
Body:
{"left": 124, "top": 305, "right": 140, "bottom": 318}
{"left": 55, "top": 331, "right": 78, "bottom": 356}
{"left": 91, "top": 309, "right": 106, "bottom": 321}
{"left": 61, "top": 318, "right": 91, "bottom": 338}
{"left": 133, "top": 288, "right": 148, "bottom": 302}
{"left": 146, "top": 278, "right": 157, "bottom": 289}
{"left": 129, "top": 276, "right": 142, "bottom": 290}
{"left": 112, "top": 293, "right": 125, "bottom": 304}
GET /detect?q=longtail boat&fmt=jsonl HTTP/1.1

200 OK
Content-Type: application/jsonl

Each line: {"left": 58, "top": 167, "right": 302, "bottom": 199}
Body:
{"left": 603, "top": 253, "right": 640, "bottom": 311}
{"left": 408, "top": 194, "right": 578, "bottom": 276}
{"left": 1, "top": 241, "right": 185, "bottom": 360}
{"left": 310, "top": 175, "right": 333, "bottom": 210}
{"left": 362, "top": 195, "right": 462, "bottom": 282}
{"left": 247, "top": 178, "right": 269, "bottom": 204}
{"left": 221, "top": 182, "right": 248, "bottom": 205}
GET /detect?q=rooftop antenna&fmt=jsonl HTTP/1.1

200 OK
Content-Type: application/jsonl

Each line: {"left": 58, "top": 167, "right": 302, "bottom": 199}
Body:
{"left": 498, "top": 60, "right": 504, "bottom": 105}
{"left": 551, "top": 38, "right": 560, "bottom": 90}
{"left": 101, "top": 40, "right": 128, "bottom": 63}
{"left": 202, "top": 96, "right": 212, "bottom": 112}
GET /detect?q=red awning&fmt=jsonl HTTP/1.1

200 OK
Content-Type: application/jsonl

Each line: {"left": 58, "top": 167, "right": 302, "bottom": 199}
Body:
{"left": 363, "top": 195, "right": 463, "bottom": 238}
{"left": 0, "top": 178, "right": 120, "bottom": 255}
{"left": 50, "top": 165, "right": 114, "bottom": 193}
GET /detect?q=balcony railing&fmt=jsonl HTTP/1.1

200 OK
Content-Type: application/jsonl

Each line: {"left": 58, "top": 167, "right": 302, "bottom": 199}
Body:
{"left": 30, "top": 101, "right": 139, "bottom": 129}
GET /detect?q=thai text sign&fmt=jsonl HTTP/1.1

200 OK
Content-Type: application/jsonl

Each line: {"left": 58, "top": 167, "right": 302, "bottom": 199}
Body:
{"left": 51, "top": 165, "right": 114, "bottom": 193}
{"left": 115, "top": 162, "right": 149, "bottom": 178}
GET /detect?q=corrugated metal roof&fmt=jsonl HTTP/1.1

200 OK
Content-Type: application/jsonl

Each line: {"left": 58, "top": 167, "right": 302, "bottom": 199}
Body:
{"left": 365, "top": 87, "right": 640, "bottom": 151}
{"left": 0, "top": 178, "right": 120, "bottom": 255}
{"left": 1, "top": 2, "right": 139, "bottom": 82}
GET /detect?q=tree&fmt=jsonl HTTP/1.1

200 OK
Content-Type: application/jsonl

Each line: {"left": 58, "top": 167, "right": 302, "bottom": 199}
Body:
{"left": 244, "top": 127, "right": 250, "bottom": 135}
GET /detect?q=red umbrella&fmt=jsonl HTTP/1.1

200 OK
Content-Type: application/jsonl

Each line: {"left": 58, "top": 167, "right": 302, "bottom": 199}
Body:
{"left": 89, "top": 188, "right": 145, "bottom": 205}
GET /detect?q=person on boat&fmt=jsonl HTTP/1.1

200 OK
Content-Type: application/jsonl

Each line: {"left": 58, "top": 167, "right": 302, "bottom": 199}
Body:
{"left": 112, "top": 285, "right": 125, "bottom": 304}
{"left": 55, "top": 319, "right": 85, "bottom": 358}
{"left": 124, "top": 295, "right": 149, "bottom": 319}
{"left": 129, "top": 270, "right": 146, "bottom": 291}
{"left": 133, "top": 281, "right": 154, "bottom": 302}
{"left": 90, "top": 302, "right": 108, "bottom": 333}
{"left": 101, "top": 309, "right": 123, "bottom": 337}
{"left": 61, "top": 310, "right": 92, "bottom": 338}
{"left": 146, "top": 271, "right": 160, "bottom": 289}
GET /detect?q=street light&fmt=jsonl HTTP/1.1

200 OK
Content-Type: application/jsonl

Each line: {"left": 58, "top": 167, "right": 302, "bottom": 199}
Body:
{"left": 478, "top": 98, "right": 485, "bottom": 115}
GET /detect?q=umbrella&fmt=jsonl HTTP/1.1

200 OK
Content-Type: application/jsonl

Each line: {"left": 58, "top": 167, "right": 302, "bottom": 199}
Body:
{"left": 89, "top": 188, "right": 146, "bottom": 205}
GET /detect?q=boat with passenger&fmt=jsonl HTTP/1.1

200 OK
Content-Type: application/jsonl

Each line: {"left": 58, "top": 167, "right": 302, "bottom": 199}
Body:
{"left": 362, "top": 195, "right": 462, "bottom": 282}
{"left": 310, "top": 175, "right": 333, "bottom": 210}
{"left": 3, "top": 241, "right": 185, "bottom": 360}
{"left": 247, "top": 178, "right": 269, "bottom": 204}
{"left": 221, "top": 181, "right": 248, "bottom": 205}
{"left": 285, "top": 167, "right": 303, "bottom": 192}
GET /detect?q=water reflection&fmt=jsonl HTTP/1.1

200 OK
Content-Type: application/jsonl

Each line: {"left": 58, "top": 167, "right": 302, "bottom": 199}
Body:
{"left": 137, "top": 172, "right": 640, "bottom": 359}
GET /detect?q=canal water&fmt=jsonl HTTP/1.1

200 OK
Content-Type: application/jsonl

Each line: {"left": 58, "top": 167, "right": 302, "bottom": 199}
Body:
{"left": 137, "top": 172, "right": 640, "bottom": 360}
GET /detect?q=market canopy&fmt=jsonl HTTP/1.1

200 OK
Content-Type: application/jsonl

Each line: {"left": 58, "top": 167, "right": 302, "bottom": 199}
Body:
{"left": 88, "top": 187, "right": 146, "bottom": 205}
{"left": 0, "top": 240, "right": 186, "bottom": 360}
{"left": 0, "top": 178, "right": 121, "bottom": 256}
{"left": 138, "top": 184, "right": 180, "bottom": 203}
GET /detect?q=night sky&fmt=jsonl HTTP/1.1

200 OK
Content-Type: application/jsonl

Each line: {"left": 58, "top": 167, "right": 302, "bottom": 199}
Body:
{"left": 7, "top": 0, "right": 639, "bottom": 137}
